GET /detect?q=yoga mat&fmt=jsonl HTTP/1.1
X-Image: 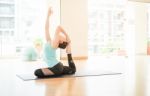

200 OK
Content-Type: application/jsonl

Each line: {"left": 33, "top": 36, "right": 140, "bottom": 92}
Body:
{"left": 16, "top": 70, "right": 122, "bottom": 81}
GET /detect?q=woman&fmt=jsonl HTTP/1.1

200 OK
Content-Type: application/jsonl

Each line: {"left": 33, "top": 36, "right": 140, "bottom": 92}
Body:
{"left": 34, "top": 7, "right": 76, "bottom": 78}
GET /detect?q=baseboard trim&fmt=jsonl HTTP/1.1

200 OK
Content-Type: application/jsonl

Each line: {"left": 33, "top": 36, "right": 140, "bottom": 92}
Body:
{"left": 60, "top": 56, "right": 88, "bottom": 60}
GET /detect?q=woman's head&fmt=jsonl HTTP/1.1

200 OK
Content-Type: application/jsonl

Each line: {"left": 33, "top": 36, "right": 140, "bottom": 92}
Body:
{"left": 58, "top": 42, "right": 68, "bottom": 49}
{"left": 58, "top": 33, "right": 68, "bottom": 49}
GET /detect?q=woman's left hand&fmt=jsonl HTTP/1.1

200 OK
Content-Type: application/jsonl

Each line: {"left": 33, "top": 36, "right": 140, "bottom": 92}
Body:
{"left": 48, "top": 7, "right": 53, "bottom": 16}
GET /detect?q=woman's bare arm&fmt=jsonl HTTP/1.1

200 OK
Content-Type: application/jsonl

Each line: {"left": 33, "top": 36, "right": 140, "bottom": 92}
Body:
{"left": 57, "top": 26, "right": 72, "bottom": 53}
{"left": 57, "top": 26, "right": 71, "bottom": 43}
{"left": 45, "top": 8, "right": 53, "bottom": 42}
{"left": 66, "top": 42, "right": 71, "bottom": 54}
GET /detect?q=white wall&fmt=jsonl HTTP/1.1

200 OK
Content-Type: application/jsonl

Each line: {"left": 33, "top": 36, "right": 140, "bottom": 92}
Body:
{"left": 134, "top": 2, "right": 148, "bottom": 55}
{"left": 60, "top": 0, "right": 88, "bottom": 58}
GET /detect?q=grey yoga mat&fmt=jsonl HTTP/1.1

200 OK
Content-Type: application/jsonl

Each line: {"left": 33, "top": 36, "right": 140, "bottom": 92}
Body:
{"left": 16, "top": 70, "right": 122, "bottom": 81}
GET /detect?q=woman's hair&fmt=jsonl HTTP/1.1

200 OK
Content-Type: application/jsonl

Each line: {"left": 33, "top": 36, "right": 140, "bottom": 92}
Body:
{"left": 58, "top": 42, "right": 68, "bottom": 49}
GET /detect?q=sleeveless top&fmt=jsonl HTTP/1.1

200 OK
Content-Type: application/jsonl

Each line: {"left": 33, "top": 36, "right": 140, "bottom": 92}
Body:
{"left": 43, "top": 43, "right": 59, "bottom": 67}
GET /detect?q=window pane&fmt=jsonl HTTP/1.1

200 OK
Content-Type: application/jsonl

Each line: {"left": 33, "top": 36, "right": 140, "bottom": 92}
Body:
{"left": 0, "top": 4, "right": 14, "bottom": 15}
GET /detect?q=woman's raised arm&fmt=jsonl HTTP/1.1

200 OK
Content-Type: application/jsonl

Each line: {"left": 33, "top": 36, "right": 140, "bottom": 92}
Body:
{"left": 45, "top": 7, "right": 53, "bottom": 42}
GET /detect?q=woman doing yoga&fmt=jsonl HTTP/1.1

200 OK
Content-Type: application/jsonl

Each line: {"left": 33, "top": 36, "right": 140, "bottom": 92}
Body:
{"left": 34, "top": 7, "right": 76, "bottom": 78}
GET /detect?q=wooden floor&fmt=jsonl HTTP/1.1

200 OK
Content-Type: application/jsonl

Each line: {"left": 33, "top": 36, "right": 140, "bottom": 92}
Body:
{"left": 0, "top": 55, "right": 150, "bottom": 96}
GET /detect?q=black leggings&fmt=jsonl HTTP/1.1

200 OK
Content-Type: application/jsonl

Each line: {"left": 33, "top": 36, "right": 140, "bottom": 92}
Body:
{"left": 34, "top": 62, "right": 76, "bottom": 78}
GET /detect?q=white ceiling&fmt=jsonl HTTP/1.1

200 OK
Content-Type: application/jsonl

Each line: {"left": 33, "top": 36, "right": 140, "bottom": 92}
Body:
{"left": 128, "top": 0, "right": 150, "bottom": 3}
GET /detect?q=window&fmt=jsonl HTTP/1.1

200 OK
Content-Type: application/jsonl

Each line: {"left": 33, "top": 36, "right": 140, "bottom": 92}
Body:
{"left": 0, "top": 0, "right": 15, "bottom": 57}
{"left": 88, "top": 0, "right": 127, "bottom": 56}
{"left": 0, "top": 0, "right": 60, "bottom": 58}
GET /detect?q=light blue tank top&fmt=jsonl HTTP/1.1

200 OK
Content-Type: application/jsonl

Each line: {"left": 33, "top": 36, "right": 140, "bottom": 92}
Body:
{"left": 43, "top": 43, "right": 59, "bottom": 67}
